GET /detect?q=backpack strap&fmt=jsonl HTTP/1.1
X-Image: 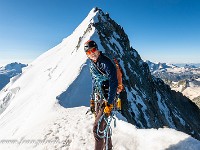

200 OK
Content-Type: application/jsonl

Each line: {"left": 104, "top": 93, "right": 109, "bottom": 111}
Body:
{"left": 91, "top": 61, "right": 107, "bottom": 77}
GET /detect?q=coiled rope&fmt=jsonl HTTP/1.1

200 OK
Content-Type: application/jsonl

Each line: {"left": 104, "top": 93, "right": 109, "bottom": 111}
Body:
{"left": 96, "top": 112, "right": 116, "bottom": 150}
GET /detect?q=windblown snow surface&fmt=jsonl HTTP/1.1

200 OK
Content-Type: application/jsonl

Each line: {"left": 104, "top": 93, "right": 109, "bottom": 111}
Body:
{"left": 0, "top": 8, "right": 199, "bottom": 150}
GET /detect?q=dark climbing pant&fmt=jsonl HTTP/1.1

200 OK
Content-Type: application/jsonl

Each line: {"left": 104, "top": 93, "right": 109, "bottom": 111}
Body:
{"left": 93, "top": 107, "right": 112, "bottom": 150}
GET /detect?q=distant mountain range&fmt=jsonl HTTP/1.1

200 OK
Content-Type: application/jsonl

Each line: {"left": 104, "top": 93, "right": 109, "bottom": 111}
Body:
{"left": 175, "top": 63, "right": 200, "bottom": 68}
{"left": 145, "top": 60, "right": 200, "bottom": 108}
{"left": 145, "top": 60, "right": 200, "bottom": 73}
{"left": 145, "top": 60, "right": 177, "bottom": 73}
{"left": 0, "top": 62, "right": 27, "bottom": 90}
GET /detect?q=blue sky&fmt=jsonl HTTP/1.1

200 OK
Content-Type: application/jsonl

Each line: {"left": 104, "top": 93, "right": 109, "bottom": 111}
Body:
{"left": 0, "top": 0, "right": 200, "bottom": 65}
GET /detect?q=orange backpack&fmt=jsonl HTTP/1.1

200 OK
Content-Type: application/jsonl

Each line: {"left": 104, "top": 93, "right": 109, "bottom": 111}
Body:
{"left": 113, "top": 58, "right": 124, "bottom": 94}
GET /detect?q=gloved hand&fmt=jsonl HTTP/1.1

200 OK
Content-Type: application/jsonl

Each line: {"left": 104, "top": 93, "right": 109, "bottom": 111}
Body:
{"left": 104, "top": 102, "right": 113, "bottom": 116}
{"left": 90, "top": 99, "right": 95, "bottom": 113}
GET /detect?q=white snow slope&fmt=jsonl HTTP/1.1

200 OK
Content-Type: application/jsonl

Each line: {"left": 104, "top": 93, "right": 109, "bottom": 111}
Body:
{"left": 0, "top": 8, "right": 199, "bottom": 150}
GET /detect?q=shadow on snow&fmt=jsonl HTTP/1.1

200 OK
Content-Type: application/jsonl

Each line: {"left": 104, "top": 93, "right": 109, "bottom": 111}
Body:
{"left": 57, "top": 60, "right": 91, "bottom": 108}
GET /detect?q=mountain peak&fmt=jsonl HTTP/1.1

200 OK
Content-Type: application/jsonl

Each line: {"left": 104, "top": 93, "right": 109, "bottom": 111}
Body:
{"left": 0, "top": 8, "right": 200, "bottom": 149}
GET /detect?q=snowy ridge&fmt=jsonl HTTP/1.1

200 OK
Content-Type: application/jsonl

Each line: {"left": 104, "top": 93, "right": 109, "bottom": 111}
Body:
{"left": 1, "top": 107, "right": 200, "bottom": 150}
{"left": 0, "top": 8, "right": 200, "bottom": 150}
{"left": 0, "top": 8, "right": 97, "bottom": 137}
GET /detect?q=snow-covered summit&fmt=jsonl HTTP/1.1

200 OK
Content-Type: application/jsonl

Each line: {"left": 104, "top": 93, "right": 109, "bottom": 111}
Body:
{"left": 0, "top": 6, "right": 106, "bottom": 142}
{"left": 0, "top": 62, "right": 27, "bottom": 74}
{"left": 144, "top": 60, "right": 177, "bottom": 73}
{"left": 0, "top": 62, "right": 27, "bottom": 90}
{"left": 0, "top": 7, "right": 200, "bottom": 149}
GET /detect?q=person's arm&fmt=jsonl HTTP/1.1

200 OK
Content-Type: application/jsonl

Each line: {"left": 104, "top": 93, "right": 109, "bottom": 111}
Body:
{"left": 104, "top": 60, "right": 118, "bottom": 104}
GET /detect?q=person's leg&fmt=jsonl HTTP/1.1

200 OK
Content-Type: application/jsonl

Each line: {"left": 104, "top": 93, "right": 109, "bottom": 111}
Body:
{"left": 101, "top": 86, "right": 113, "bottom": 150}
{"left": 107, "top": 137, "right": 112, "bottom": 150}
{"left": 93, "top": 108, "right": 105, "bottom": 150}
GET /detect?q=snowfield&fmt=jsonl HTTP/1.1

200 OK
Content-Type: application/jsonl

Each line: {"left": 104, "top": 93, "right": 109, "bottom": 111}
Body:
{"left": 0, "top": 8, "right": 200, "bottom": 150}
{"left": 0, "top": 106, "right": 200, "bottom": 150}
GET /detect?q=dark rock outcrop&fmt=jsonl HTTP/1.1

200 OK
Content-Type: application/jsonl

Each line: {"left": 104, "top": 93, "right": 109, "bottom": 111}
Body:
{"left": 91, "top": 8, "right": 200, "bottom": 140}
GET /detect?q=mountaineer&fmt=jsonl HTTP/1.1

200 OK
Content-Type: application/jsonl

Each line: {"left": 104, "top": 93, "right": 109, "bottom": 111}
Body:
{"left": 84, "top": 40, "right": 123, "bottom": 150}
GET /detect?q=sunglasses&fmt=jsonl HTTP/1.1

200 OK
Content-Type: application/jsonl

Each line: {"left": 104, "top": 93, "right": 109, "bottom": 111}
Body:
{"left": 86, "top": 47, "right": 97, "bottom": 55}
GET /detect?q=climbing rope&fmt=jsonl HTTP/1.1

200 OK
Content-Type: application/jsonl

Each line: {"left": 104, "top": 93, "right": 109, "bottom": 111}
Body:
{"left": 90, "top": 61, "right": 118, "bottom": 149}
{"left": 96, "top": 112, "right": 116, "bottom": 150}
